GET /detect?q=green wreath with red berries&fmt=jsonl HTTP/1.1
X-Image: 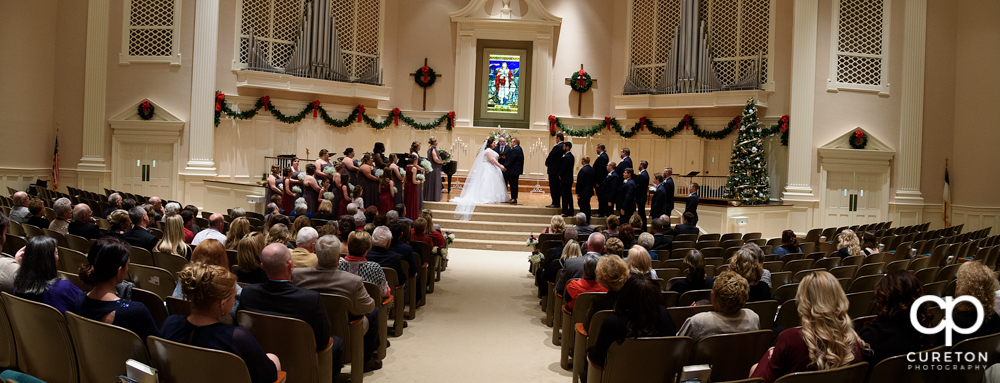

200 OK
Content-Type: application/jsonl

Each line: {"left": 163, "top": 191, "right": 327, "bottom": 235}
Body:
{"left": 849, "top": 129, "right": 868, "bottom": 149}
{"left": 414, "top": 66, "right": 437, "bottom": 88}
{"left": 137, "top": 99, "right": 154, "bottom": 120}
{"left": 570, "top": 70, "right": 593, "bottom": 93}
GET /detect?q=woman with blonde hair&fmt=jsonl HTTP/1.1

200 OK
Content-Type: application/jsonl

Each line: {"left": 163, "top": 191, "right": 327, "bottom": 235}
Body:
{"left": 156, "top": 214, "right": 192, "bottom": 259}
{"left": 835, "top": 229, "right": 862, "bottom": 258}
{"left": 266, "top": 223, "right": 293, "bottom": 248}
{"left": 626, "top": 245, "right": 657, "bottom": 279}
{"left": 160, "top": 262, "right": 280, "bottom": 382}
{"left": 290, "top": 215, "right": 311, "bottom": 243}
{"left": 605, "top": 237, "right": 624, "bottom": 256}
{"left": 750, "top": 271, "right": 864, "bottom": 382}
{"left": 629, "top": 213, "right": 644, "bottom": 234}
{"left": 224, "top": 217, "right": 251, "bottom": 250}
{"left": 728, "top": 249, "right": 771, "bottom": 302}
{"left": 234, "top": 232, "right": 267, "bottom": 284}
{"left": 314, "top": 200, "right": 337, "bottom": 221}
{"left": 948, "top": 261, "right": 1000, "bottom": 344}
{"left": 171, "top": 239, "right": 243, "bottom": 316}
{"left": 543, "top": 215, "right": 566, "bottom": 234}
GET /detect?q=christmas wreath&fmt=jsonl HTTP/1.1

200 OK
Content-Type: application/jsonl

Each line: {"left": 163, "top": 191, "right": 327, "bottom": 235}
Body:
{"left": 570, "top": 69, "right": 593, "bottom": 93}
{"left": 849, "top": 129, "right": 868, "bottom": 149}
{"left": 414, "top": 66, "right": 436, "bottom": 88}
{"left": 137, "top": 100, "right": 154, "bottom": 120}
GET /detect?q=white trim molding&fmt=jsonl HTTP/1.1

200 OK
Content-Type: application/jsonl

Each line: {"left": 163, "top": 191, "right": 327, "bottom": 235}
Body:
{"left": 119, "top": 0, "right": 183, "bottom": 66}
{"left": 109, "top": 100, "right": 185, "bottom": 201}
{"left": 614, "top": 90, "right": 773, "bottom": 111}
{"left": 233, "top": 70, "right": 392, "bottom": 102}
{"left": 826, "top": 0, "right": 891, "bottom": 96}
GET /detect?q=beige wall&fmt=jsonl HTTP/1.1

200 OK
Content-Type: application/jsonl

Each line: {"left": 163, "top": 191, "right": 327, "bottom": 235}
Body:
{"left": 919, "top": 0, "right": 956, "bottom": 205}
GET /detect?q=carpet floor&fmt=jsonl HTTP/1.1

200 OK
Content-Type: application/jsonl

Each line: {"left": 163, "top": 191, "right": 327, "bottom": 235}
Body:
{"left": 361, "top": 248, "right": 569, "bottom": 382}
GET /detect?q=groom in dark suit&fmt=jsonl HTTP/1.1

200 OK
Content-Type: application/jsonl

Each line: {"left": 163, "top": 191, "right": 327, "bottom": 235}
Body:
{"left": 559, "top": 142, "right": 575, "bottom": 217}
{"left": 503, "top": 138, "right": 524, "bottom": 204}
{"left": 575, "top": 156, "right": 596, "bottom": 221}
{"left": 545, "top": 133, "right": 566, "bottom": 208}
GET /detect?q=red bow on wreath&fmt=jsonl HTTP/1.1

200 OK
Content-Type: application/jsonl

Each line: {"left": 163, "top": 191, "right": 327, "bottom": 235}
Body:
{"left": 421, "top": 66, "right": 430, "bottom": 83}
{"left": 577, "top": 70, "right": 587, "bottom": 88}
{"left": 260, "top": 96, "right": 270, "bottom": 111}
{"left": 855, "top": 130, "right": 864, "bottom": 140}
{"left": 141, "top": 100, "right": 151, "bottom": 113}
{"left": 356, "top": 105, "right": 365, "bottom": 122}
{"left": 734, "top": 116, "right": 741, "bottom": 125}
{"left": 311, "top": 101, "right": 321, "bottom": 118}
{"left": 639, "top": 117, "right": 647, "bottom": 131}
{"left": 548, "top": 115, "right": 557, "bottom": 133}
{"left": 392, "top": 108, "right": 401, "bottom": 126}
{"left": 604, "top": 116, "right": 612, "bottom": 131}
{"left": 779, "top": 115, "right": 790, "bottom": 132}
{"left": 682, "top": 114, "right": 692, "bottom": 129}
{"left": 215, "top": 92, "right": 225, "bottom": 112}
{"left": 447, "top": 111, "right": 456, "bottom": 127}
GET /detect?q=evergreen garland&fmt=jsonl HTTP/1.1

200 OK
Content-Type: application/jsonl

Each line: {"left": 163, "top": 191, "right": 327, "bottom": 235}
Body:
{"left": 213, "top": 91, "right": 454, "bottom": 131}
{"left": 548, "top": 114, "right": 739, "bottom": 141}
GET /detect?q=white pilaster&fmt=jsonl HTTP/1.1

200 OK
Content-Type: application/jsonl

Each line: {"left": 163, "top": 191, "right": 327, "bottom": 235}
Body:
{"left": 452, "top": 27, "right": 476, "bottom": 128}
{"left": 894, "top": 0, "right": 927, "bottom": 204}
{"left": 77, "top": 0, "right": 112, "bottom": 191}
{"left": 180, "top": 0, "right": 220, "bottom": 208}
{"left": 783, "top": 0, "right": 818, "bottom": 201}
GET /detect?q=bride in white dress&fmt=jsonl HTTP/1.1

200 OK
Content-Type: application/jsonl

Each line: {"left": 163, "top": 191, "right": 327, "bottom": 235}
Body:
{"left": 451, "top": 137, "right": 509, "bottom": 220}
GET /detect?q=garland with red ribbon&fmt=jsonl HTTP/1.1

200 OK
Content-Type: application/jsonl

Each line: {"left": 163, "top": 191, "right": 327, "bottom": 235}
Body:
{"left": 570, "top": 70, "right": 593, "bottom": 93}
{"left": 137, "top": 99, "right": 154, "bottom": 120}
{"left": 414, "top": 66, "right": 437, "bottom": 88}
{"left": 213, "top": 91, "right": 454, "bottom": 131}
{"left": 849, "top": 128, "right": 868, "bottom": 149}
{"left": 549, "top": 114, "right": 739, "bottom": 140}
{"left": 548, "top": 115, "right": 557, "bottom": 133}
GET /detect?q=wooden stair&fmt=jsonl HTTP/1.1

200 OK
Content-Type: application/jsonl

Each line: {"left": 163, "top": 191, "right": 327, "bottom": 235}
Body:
{"left": 427, "top": 201, "right": 606, "bottom": 251}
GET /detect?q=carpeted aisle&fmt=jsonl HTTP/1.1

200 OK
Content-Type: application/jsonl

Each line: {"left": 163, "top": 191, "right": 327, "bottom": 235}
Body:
{"left": 363, "top": 248, "right": 569, "bottom": 382}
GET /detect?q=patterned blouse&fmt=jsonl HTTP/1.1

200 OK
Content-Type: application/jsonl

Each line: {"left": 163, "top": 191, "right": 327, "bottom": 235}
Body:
{"left": 338, "top": 258, "right": 390, "bottom": 297}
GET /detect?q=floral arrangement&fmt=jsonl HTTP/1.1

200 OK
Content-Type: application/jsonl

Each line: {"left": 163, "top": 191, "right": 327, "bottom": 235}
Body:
{"left": 399, "top": 168, "right": 406, "bottom": 180}
{"left": 446, "top": 232, "right": 455, "bottom": 246}
{"left": 439, "top": 149, "right": 452, "bottom": 164}
{"left": 347, "top": 183, "right": 355, "bottom": 192}
{"left": 323, "top": 192, "right": 334, "bottom": 200}
{"left": 297, "top": 172, "right": 305, "bottom": 181}
{"left": 292, "top": 186, "right": 302, "bottom": 194}
{"left": 415, "top": 174, "right": 426, "bottom": 182}
{"left": 374, "top": 169, "right": 384, "bottom": 178}
{"left": 393, "top": 187, "right": 398, "bottom": 194}
{"left": 526, "top": 234, "right": 539, "bottom": 248}
{"left": 323, "top": 166, "right": 336, "bottom": 176}
{"left": 420, "top": 159, "right": 433, "bottom": 172}
{"left": 529, "top": 251, "right": 544, "bottom": 264}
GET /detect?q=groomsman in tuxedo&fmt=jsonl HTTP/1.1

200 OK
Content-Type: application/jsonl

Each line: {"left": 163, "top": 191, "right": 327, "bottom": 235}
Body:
{"left": 601, "top": 162, "right": 620, "bottom": 217}
{"left": 575, "top": 156, "right": 596, "bottom": 221}
{"left": 617, "top": 168, "right": 637, "bottom": 220}
{"left": 559, "top": 142, "right": 575, "bottom": 217}
{"left": 615, "top": 148, "right": 632, "bottom": 178}
{"left": 686, "top": 183, "right": 700, "bottom": 225}
{"left": 503, "top": 138, "right": 524, "bottom": 204}
{"left": 592, "top": 144, "right": 609, "bottom": 217}
{"left": 545, "top": 133, "right": 566, "bottom": 208}
{"left": 634, "top": 160, "right": 650, "bottom": 230}
{"left": 662, "top": 167, "right": 676, "bottom": 223}
{"left": 649, "top": 173, "right": 670, "bottom": 222}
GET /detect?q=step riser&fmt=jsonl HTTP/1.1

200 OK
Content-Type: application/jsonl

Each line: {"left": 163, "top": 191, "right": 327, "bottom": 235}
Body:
{"left": 449, "top": 230, "right": 531, "bottom": 241}
{"left": 450, "top": 240, "right": 529, "bottom": 252}
{"left": 434, "top": 213, "right": 606, "bottom": 226}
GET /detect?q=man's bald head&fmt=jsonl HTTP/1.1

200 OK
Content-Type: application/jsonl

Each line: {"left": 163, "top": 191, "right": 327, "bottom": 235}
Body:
{"left": 209, "top": 213, "right": 225, "bottom": 230}
{"left": 72, "top": 204, "right": 92, "bottom": 221}
{"left": 149, "top": 196, "right": 162, "bottom": 210}
{"left": 12, "top": 192, "right": 27, "bottom": 207}
{"left": 587, "top": 232, "right": 606, "bottom": 254}
{"left": 260, "top": 243, "right": 292, "bottom": 279}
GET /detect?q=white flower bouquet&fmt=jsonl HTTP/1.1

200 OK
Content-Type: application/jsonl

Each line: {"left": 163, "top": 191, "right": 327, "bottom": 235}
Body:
{"left": 374, "top": 169, "right": 384, "bottom": 178}
{"left": 323, "top": 192, "right": 334, "bottom": 200}
{"left": 292, "top": 186, "right": 302, "bottom": 194}
{"left": 297, "top": 172, "right": 306, "bottom": 181}
{"left": 446, "top": 232, "right": 455, "bottom": 245}
{"left": 323, "top": 166, "right": 336, "bottom": 176}
{"left": 420, "top": 159, "right": 433, "bottom": 172}
{"left": 526, "top": 235, "right": 539, "bottom": 248}
{"left": 415, "top": 174, "right": 425, "bottom": 182}
{"left": 529, "top": 251, "right": 544, "bottom": 264}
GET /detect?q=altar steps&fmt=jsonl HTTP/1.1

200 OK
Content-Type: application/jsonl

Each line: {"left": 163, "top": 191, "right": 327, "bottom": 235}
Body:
{"left": 426, "top": 201, "right": 606, "bottom": 251}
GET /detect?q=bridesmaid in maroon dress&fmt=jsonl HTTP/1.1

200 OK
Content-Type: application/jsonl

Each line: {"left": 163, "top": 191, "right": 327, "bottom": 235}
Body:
{"left": 378, "top": 169, "right": 395, "bottom": 216}
{"left": 404, "top": 154, "right": 423, "bottom": 221}
{"left": 281, "top": 167, "right": 296, "bottom": 214}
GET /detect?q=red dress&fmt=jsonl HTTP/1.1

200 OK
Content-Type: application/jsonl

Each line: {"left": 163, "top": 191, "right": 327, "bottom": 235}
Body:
{"left": 281, "top": 177, "right": 296, "bottom": 214}
{"left": 338, "top": 184, "right": 351, "bottom": 219}
{"left": 404, "top": 165, "right": 421, "bottom": 221}
{"left": 378, "top": 183, "right": 394, "bottom": 216}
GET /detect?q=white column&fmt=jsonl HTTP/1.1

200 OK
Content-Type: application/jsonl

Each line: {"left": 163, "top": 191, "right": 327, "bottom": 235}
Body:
{"left": 532, "top": 31, "right": 553, "bottom": 130}
{"left": 783, "top": 0, "right": 818, "bottom": 201}
{"left": 894, "top": 0, "right": 927, "bottom": 204}
{"left": 184, "top": 0, "right": 220, "bottom": 174}
{"left": 77, "top": 0, "right": 111, "bottom": 188}
{"left": 452, "top": 26, "right": 476, "bottom": 128}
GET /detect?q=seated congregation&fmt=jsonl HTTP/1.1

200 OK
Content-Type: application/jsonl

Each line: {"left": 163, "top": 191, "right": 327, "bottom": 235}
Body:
{"left": 534, "top": 213, "right": 1000, "bottom": 382}
{"left": 0, "top": 185, "right": 451, "bottom": 382}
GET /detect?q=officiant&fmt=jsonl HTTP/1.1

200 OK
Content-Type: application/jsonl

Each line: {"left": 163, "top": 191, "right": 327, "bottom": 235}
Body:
{"left": 503, "top": 138, "right": 524, "bottom": 204}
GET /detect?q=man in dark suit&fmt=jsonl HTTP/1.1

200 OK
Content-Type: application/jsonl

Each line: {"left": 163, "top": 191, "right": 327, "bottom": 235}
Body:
{"left": 559, "top": 142, "right": 575, "bottom": 217}
{"left": 241, "top": 243, "right": 351, "bottom": 372}
{"left": 649, "top": 173, "right": 669, "bottom": 222}
{"left": 649, "top": 217, "right": 673, "bottom": 251}
{"left": 503, "top": 138, "right": 524, "bottom": 204}
{"left": 68, "top": 204, "right": 102, "bottom": 240}
{"left": 615, "top": 148, "right": 632, "bottom": 178}
{"left": 617, "top": 168, "right": 637, "bottom": 220}
{"left": 575, "top": 156, "right": 596, "bottom": 221}
{"left": 364, "top": 226, "right": 407, "bottom": 286}
{"left": 122, "top": 207, "right": 158, "bottom": 251}
{"left": 103, "top": 193, "right": 122, "bottom": 219}
{"left": 495, "top": 136, "right": 510, "bottom": 168}
{"left": 544, "top": 133, "right": 566, "bottom": 208}
{"left": 601, "top": 162, "right": 620, "bottom": 217}
{"left": 686, "top": 183, "right": 699, "bottom": 225}
{"left": 666, "top": 212, "right": 700, "bottom": 236}
{"left": 592, "top": 144, "right": 609, "bottom": 217}
{"left": 634, "top": 160, "right": 650, "bottom": 231}
{"left": 662, "top": 167, "right": 676, "bottom": 222}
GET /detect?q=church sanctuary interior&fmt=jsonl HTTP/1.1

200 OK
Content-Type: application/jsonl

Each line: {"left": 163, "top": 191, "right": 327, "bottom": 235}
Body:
{"left": 2, "top": 0, "right": 1000, "bottom": 381}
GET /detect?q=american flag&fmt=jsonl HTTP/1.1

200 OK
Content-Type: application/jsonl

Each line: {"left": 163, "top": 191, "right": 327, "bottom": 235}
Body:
{"left": 52, "top": 133, "right": 59, "bottom": 191}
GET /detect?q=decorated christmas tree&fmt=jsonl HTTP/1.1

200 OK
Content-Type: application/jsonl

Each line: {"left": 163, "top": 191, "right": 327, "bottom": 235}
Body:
{"left": 724, "top": 100, "right": 771, "bottom": 205}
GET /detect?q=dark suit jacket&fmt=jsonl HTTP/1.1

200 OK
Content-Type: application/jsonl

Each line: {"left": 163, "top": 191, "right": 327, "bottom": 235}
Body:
{"left": 365, "top": 246, "right": 407, "bottom": 286}
{"left": 634, "top": 170, "right": 649, "bottom": 203}
{"left": 545, "top": 142, "right": 565, "bottom": 175}
{"left": 503, "top": 145, "right": 524, "bottom": 176}
{"left": 68, "top": 221, "right": 102, "bottom": 240}
{"left": 650, "top": 183, "right": 669, "bottom": 219}
{"left": 593, "top": 152, "right": 609, "bottom": 182}
{"left": 664, "top": 177, "right": 676, "bottom": 218}
{"left": 239, "top": 280, "right": 331, "bottom": 351}
{"left": 615, "top": 157, "right": 632, "bottom": 178}
{"left": 666, "top": 224, "right": 700, "bottom": 236}
{"left": 388, "top": 240, "right": 418, "bottom": 278}
{"left": 123, "top": 227, "right": 159, "bottom": 252}
{"left": 686, "top": 192, "right": 699, "bottom": 221}
{"left": 576, "top": 165, "right": 595, "bottom": 198}
{"left": 602, "top": 172, "right": 620, "bottom": 206}
{"left": 495, "top": 145, "right": 510, "bottom": 165}
{"left": 616, "top": 179, "right": 636, "bottom": 212}
{"left": 650, "top": 233, "right": 673, "bottom": 251}
{"left": 559, "top": 153, "right": 575, "bottom": 185}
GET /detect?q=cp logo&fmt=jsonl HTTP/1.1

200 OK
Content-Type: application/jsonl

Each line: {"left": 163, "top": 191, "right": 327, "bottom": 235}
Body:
{"left": 911, "top": 295, "right": 984, "bottom": 346}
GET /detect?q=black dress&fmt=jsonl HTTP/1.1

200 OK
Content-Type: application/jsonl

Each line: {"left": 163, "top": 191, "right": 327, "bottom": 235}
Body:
{"left": 587, "top": 306, "right": 676, "bottom": 368}
{"left": 390, "top": 166, "right": 404, "bottom": 207}
{"left": 423, "top": 146, "right": 443, "bottom": 202}
{"left": 357, "top": 166, "right": 380, "bottom": 210}
{"left": 159, "top": 315, "right": 277, "bottom": 383}
{"left": 859, "top": 312, "right": 931, "bottom": 365}
{"left": 234, "top": 268, "right": 269, "bottom": 285}
{"left": 75, "top": 296, "right": 159, "bottom": 340}
{"left": 669, "top": 276, "right": 715, "bottom": 296}
{"left": 746, "top": 282, "right": 772, "bottom": 303}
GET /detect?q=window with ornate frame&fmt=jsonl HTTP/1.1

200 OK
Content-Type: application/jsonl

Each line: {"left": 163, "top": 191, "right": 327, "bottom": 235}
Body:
{"left": 120, "top": 0, "right": 182, "bottom": 65}
{"left": 625, "top": 0, "right": 773, "bottom": 92}
{"left": 827, "top": 0, "right": 891, "bottom": 96}
{"left": 233, "top": 0, "right": 384, "bottom": 82}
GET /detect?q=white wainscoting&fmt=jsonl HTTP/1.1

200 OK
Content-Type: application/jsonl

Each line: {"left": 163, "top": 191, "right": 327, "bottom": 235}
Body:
{"left": 696, "top": 204, "right": 795, "bottom": 238}
{"left": 952, "top": 205, "right": 1000, "bottom": 235}
{"left": 0, "top": 167, "right": 78, "bottom": 195}
{"left": 203, "top": 180, "right": 266, "bottom": 216}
